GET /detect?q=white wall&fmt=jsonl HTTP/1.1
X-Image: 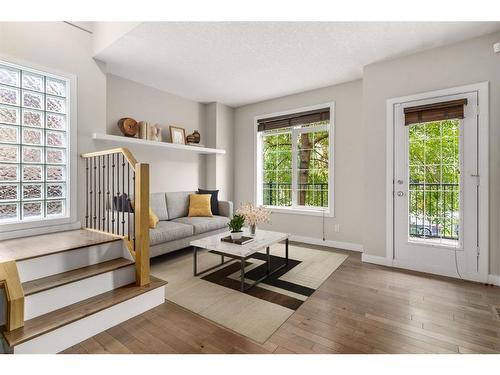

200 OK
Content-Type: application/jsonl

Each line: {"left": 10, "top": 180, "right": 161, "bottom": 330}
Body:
{"left": 362, "top": 31, "right": 500, "bottom": 274}
{"left": 106, "top": 74, "right": 207, "bottom": 193}
{"left": 0, "top": 22, "right": 107, "bottom": 226}
{"left": 234, "top": 80, "right": 364, "bottom": 247}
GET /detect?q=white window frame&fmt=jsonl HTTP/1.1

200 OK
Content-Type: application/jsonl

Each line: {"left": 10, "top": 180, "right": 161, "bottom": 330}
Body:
{"left": 254, "top": 102, "right": 335, "bottom": 217}
{"left": 0, "top": 56, "right": 79, "bottom": 239}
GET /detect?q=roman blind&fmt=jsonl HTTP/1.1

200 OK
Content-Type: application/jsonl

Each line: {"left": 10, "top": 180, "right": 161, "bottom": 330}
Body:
{"left": 404, "top": 99, "right": 468, "bottom": 126}
{"left": 257, "top": 107, "right": 330, "bottom": 132}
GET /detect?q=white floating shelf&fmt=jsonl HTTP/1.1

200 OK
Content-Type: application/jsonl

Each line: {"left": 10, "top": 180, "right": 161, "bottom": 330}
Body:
{"left": 92, "top": 133, "right": 226, "bottom": 155}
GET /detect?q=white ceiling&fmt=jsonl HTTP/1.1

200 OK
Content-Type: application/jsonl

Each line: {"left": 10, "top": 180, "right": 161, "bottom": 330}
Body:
{"left": 95, "top": 22, "right": 500, "bottom": 107}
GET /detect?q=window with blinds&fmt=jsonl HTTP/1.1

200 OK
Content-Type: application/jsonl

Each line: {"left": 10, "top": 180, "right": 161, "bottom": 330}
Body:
{"left": 257, "top": 106, "right": 332, "bottom": 212}
{"left": 0, "top": 61, "right": 70, "bottom": 224}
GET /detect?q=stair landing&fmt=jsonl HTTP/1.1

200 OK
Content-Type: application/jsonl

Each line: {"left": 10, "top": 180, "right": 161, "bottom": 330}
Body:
{"left": 0, "top": 229, "right": 122, "bottom": 262}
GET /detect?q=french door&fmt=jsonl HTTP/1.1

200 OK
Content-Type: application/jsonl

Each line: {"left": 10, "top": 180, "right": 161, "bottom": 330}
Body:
{"left": 393, "top": 91, "right": 483, "bottom": 281}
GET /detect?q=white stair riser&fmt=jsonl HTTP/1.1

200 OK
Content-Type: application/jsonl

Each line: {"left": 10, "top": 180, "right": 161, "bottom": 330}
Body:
{"left": 13, "top": 286, "right": 165, "bottom": 354}
{"left": 24, "top": 265, "right": 136, "bottom": 320}
{"left": 17, "top": 241, "right": 127, "bottom": 282}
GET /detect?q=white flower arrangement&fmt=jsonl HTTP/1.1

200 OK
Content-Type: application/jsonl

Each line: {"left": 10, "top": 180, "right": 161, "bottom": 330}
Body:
{"left": 236, "top": 203, "right": 271, "bottom": 226}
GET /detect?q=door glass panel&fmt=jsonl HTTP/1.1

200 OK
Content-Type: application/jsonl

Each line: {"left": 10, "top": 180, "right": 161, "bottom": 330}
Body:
{"left": 408, "top": 119, "right": 460, "bottom": 247}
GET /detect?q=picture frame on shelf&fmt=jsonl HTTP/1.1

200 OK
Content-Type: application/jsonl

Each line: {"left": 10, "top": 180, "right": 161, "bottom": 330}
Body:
{"left": 169, "top": 125, "right": 186, "bottom": 145}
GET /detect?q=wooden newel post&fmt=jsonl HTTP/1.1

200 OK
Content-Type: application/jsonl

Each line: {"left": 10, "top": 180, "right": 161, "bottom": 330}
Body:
{"left": 0, "top": 260, "right": 25, "bottom": 331}
{"left": 134, "top": 163, "right": 150, "bottom": 286}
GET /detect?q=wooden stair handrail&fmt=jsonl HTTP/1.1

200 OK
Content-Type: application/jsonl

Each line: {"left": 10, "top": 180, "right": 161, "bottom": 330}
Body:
{"left": 0, "top": 260, "right": 24, "bottom": 332}
{"left": 81, "top": 147, "right": 138, "bottom": 169}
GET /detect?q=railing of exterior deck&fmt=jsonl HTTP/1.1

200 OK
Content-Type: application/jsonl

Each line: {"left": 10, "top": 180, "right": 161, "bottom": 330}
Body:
{"left": 262, "top": 183, "right": 328, "bottom": 207}
{"left": 409, "top": 182, "right": 460, "bottom": 240}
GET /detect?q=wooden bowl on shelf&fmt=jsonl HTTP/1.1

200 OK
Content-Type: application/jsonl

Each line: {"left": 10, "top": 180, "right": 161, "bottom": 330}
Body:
{"left": 117, "top": 118, "right": 139, "bottom": 137}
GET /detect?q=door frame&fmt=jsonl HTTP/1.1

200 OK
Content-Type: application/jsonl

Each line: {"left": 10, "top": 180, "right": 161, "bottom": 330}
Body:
{"left": 385, "top": 82, "right": 489, "bottom": 281}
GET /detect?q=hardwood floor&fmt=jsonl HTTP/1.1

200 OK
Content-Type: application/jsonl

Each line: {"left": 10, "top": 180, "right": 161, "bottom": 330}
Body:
{"left": 62, "top": 246, "right": 500, "bottom": 354}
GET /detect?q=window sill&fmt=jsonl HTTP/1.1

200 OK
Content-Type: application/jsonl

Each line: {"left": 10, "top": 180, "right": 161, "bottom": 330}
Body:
{"left": 0, "top": 218, "right": 81, "bottom": 240}
{"left": 264, "top": 206, "right": 333, "bottom": 217}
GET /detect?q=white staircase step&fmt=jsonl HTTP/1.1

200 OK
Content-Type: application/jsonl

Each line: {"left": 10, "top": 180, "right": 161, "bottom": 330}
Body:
{"left": 16, "top": 236, "right": 127, "bottom": 283}
{"left": 2, "top": 277, "right": 167, "bottom": 354}
{"left": 23, "top": 258, "right": 136, "bottom": 320}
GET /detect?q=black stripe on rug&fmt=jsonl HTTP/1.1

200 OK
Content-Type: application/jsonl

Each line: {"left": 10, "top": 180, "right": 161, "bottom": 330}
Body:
{"left": 201, "top": 254, "right": 315, "bottom": 311}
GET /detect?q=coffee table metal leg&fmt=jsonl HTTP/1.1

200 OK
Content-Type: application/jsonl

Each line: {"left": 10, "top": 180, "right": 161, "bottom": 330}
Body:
{"left": 240, "top": 260, "right": 245, "bottom": 292}
{"left": 285, "top": 238, "right": 289, "bottom": 265}
{"left": 193, "top": 246, "right": 198, "bottom": 276}
{"left": 266, "top": 246, "right": 271, "bottom": 274}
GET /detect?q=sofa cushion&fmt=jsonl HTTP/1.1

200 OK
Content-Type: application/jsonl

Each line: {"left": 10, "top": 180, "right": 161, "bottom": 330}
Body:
{"left": 188, "top": 194, "right": 213, "bottom": 217}
{"left": 149, "top": 221, "right": 193, "bottom": 246}
{"left": 165, "top": 191, "right": 194, "bottom": 219}
{"left": 197, "top": 189, "right": 219, "bottom": 215}
{"left": 172, "top": 215, "right": 229, "bottom": 235}
{"left": 150, "top": 192, "right": 169, "bottom": 220}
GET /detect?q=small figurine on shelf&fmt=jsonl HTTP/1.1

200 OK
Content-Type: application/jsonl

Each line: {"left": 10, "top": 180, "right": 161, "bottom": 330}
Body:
{"left": 186, "top": 130, "right": 201, "bottom": 144}
{"left": 151, "top": 124, "right": 162, "bottom": 142}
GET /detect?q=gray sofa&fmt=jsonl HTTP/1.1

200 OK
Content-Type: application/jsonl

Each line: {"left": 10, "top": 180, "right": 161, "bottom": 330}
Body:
{"left": 148, "top": 191, "right": 233, "bottom": 258}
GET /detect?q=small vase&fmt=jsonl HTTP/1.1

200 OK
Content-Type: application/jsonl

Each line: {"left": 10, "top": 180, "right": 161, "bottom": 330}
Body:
{"left": 250, "top": 224, "right": 256, "bottom": 236}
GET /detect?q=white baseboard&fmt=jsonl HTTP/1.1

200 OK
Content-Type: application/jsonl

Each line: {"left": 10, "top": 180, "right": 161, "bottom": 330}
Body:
{"left": 488, "top": 274, "right": 500, "bottom": 286}
{"left": 361, "top": 253, "right": 393, "bottom": 266}
{"left": 289, "top": 234, "right": 363, "bottom": 252}
{"left": 362, "top": 254, "right": 497, "bottom": 285}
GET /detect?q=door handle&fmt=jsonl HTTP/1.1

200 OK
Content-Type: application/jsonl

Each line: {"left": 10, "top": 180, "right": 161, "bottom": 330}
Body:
{"left": 397, "top": 191, "right": 405, "bottom": 197}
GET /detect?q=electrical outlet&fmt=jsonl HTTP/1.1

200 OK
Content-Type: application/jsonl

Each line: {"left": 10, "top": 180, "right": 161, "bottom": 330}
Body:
{"left": 334, "top": 224, "right": 340, "bottom": 233}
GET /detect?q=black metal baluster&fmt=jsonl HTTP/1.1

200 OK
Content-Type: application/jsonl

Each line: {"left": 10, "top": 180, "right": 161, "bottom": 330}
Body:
{"left": 93, "top": 156, "right": 97, "bottom": 228}
{"left": 122, "top": 154, "right": 126, "bottom": 236}
{"left": 127, "top": 163, "right": 130, "bottom": 241}
{"left": 85, "top": 158, "right": 89, "bottom": 227}
{"left": 116, "top": 153, "right": 120, "bottom": 235}
{"left": 102, "top": 157, "right": 106, "bottom": 230}
{"left": 107, "top": 154, "right": 110, "bottom": 233}
{"left": 132, "top": 168, "right": 136, "bottom": 251}
{"left": 98, "top": 155, "right": 101, "bottom": 231}
{"left": 112, "top": 153, "right": 116, "bottom": 235}
{"left": 89, "top": 157, "right": 93, "bottom": 228}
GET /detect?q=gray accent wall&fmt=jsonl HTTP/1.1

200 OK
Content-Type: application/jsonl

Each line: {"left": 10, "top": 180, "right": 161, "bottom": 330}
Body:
{"left": 362, "top": 30, "right": 500, "bottom": 274}
{"left": 234, "top": 80, "right": 364, "bottom": 247}
{"left": 106, "top": 74, "right": 207, "bottom": 194}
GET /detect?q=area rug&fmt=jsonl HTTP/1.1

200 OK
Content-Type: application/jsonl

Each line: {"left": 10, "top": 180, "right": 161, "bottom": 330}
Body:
{"left": 151, "top": 242, "right": 348, "bottom": 343}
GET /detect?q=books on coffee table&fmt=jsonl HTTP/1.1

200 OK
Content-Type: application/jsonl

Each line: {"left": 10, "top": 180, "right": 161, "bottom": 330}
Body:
{"left": 221, "top": 236, "right": 254, "bottom": 245}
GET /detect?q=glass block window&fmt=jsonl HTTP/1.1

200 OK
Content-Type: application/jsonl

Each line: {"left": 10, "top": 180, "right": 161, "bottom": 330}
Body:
{"left": 0, "top": 61, "right": 69, "bottom": 223}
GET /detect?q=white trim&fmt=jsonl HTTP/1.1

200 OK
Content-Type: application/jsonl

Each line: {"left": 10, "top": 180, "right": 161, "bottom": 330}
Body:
{"left": 488, "top": 274, "right": 500, "bottom": 287}
{"left": 0, "top": 55, "right": 78, "bottom": 236}
{"left": 253, "top": 102, "right": 335, "bottom": 216}
{"left": 289, "top": 234, "right": 363, "bottom": 252}
{"left": 385, "top": 82, "right": 489, "bottom": 282}
{"left": 361, "top": 253, "right": 393, "bottom": 267}
{"left": 267, "top": 206, "right": 332, "bottom": 217}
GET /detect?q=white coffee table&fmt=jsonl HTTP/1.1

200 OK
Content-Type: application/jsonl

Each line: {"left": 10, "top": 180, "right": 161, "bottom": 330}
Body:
{"left": 190, "top": 229, "right": 289, "bottom": 292}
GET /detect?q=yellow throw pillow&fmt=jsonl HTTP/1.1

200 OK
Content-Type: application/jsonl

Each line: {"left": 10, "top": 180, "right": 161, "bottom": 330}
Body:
{"left": 188, "top": 194, "right": 213, "bottom": 217}
{"left": 130, "top": 201, "right": 159, "bottom": 229}
{"left": 149, "top": 208, "right": 159, "bottom": 229}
